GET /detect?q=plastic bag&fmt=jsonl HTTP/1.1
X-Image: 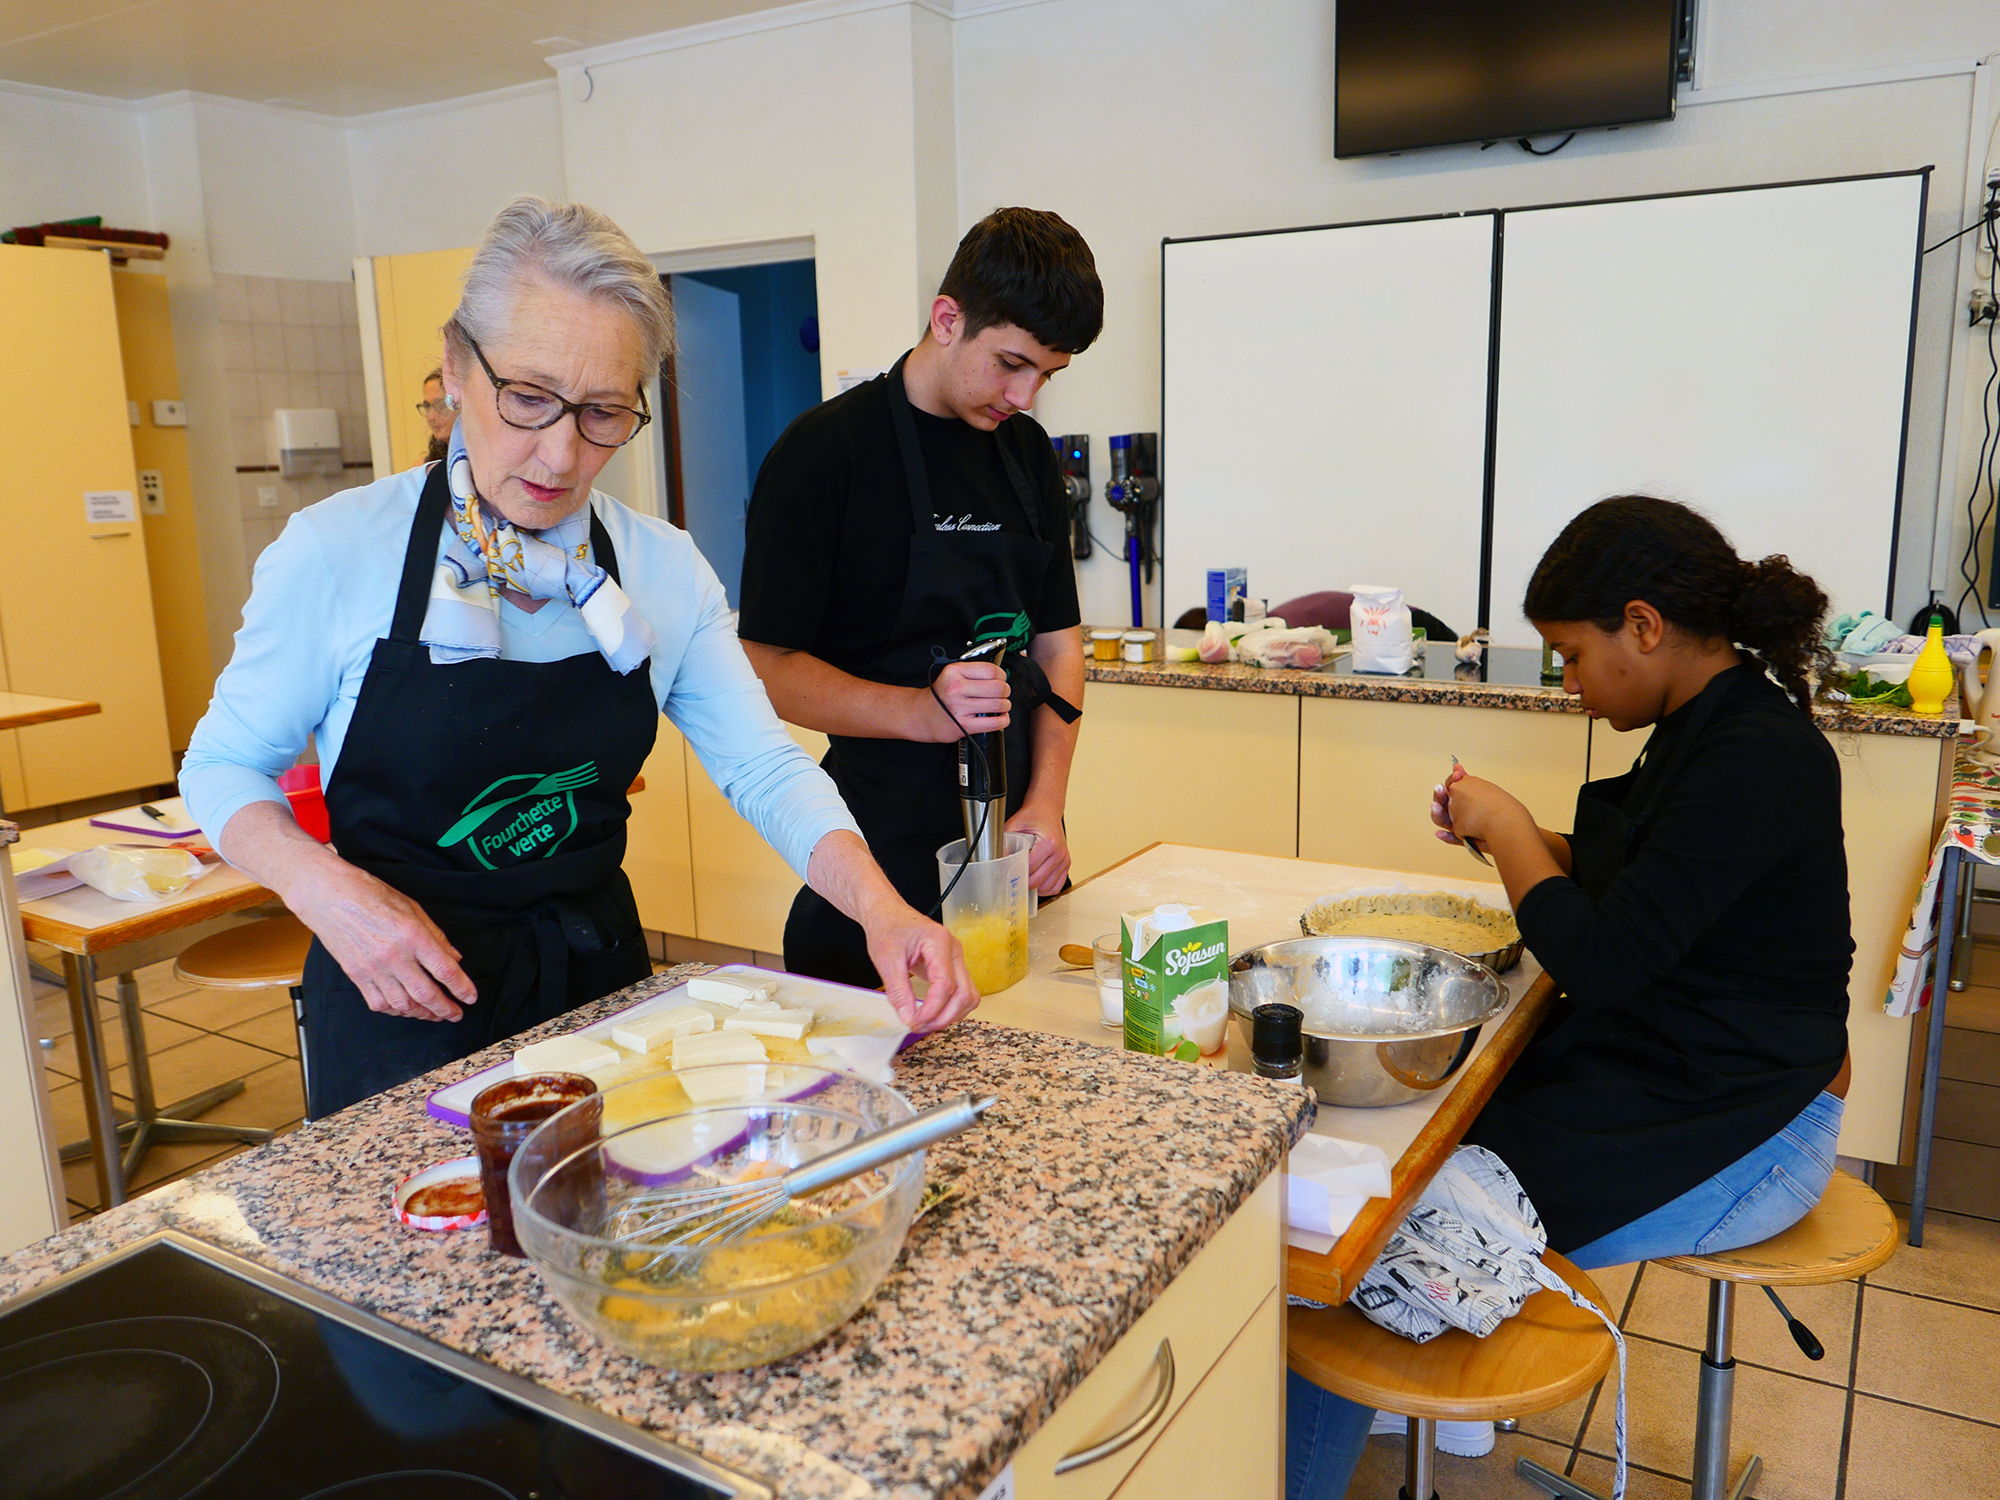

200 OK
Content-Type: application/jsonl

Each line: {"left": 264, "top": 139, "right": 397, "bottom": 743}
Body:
{"left": 1349, "top": 584, "right": 1415, "bottom": 673}
{"left": 71, "top": 845, "right": 206, "bottom": 902}
{"left": 1235, "top": 625, "right": 1340, "bottom": 670}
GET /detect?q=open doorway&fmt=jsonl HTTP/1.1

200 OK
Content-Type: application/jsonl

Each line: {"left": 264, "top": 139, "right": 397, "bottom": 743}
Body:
{"left": 660, "top": 259, "right": 821, "bottom": 607}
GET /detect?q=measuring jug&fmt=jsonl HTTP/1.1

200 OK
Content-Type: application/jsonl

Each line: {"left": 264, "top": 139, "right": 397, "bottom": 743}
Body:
{"left": 936, "top": 832, "right": 1036, "bottom": 995}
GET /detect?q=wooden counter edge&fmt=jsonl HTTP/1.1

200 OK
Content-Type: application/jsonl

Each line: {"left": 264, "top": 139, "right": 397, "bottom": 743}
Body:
{"left": 1286, "top": 972, "right": 1559, "bottom": 1305}
{"left": 21, "top": 880, "right": 273, "bottom": 955}
{"left": 0, "top": 697, "right": 100, "bottom": 732}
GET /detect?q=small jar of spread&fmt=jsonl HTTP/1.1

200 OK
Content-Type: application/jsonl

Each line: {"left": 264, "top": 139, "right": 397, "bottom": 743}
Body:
{"left": 1090, "top": 629, "right": 1124, "bottom": 662}
{"left": 1121, "top": 630, "right": 1159, "bottom": 663}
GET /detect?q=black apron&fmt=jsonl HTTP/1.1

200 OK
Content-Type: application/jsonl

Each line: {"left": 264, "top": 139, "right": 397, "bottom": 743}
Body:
{"left": 784, "top": 356, "right": 1075, "bottom": 987}
{"left": 299, "top": 461, "right": 659, "bottom": 1117}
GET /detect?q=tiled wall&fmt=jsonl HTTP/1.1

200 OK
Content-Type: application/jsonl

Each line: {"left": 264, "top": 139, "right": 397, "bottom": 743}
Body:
{"left": 214, "top": 273, "right": 374, "bottom": 584}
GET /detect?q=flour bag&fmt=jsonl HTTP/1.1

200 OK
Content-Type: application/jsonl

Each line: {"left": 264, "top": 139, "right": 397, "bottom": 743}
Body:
{"left": 1349, "top": 584, "right": 1415, "bottom": 674}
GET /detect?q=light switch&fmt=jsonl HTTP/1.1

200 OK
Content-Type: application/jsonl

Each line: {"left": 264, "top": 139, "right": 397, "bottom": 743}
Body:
{"left": 257, "top": 485, "right": 279, "bottom": 509}
{"left": 139, "top": 470, "right": 165, "bottom": 515}
{"left": 152, "top": 399, "right": 188, "bottom": 427}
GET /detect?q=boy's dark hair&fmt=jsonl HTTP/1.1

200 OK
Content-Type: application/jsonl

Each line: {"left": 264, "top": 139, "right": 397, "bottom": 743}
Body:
{"left": 937, "top": 207, "right": 1103, "bottom": 354}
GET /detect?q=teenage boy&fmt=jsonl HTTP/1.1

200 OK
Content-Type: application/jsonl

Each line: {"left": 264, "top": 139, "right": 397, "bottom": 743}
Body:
{"left": 739, "top": 207, "right": 1103, "bottom": 988}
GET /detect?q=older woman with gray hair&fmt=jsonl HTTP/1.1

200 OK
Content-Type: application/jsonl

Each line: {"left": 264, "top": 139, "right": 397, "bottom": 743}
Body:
{"left": 182, "top": 196, "right": 975, "bottom": 1117}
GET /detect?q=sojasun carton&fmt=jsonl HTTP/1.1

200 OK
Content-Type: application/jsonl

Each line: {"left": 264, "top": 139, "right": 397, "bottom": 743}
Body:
{"left": 1122, "top": 903, "right": 1230, "bottom": 1061}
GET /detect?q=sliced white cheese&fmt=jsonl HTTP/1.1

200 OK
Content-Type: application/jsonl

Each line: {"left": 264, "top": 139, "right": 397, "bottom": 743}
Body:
{"left": 679, "top": 1062, "right": 769, "bottom": 1104}
{"left": 722, "top": 1007, "right": 814, "bottom": 1041}
{"left": 611, "top": 1005, "right": 713, "bottom": 1055}
{"left": 671, "top": 1028, "right": 768, "bottom": 1070}
{"left": 734, "top": 997, "right": 786, "bottom": 1014}
{"left": 686, "top": 974, "right": 778, "bottom": 1008}
{"left": 514, "top": 1034, "right": 622, "bottom": 1084}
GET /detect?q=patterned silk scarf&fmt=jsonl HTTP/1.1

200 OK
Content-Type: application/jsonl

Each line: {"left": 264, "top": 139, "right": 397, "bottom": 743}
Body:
{"left": 418, "top": 430, "right": 655, "bottom": 675}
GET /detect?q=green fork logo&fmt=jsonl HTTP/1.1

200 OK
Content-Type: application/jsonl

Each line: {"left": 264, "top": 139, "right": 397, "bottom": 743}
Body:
{"left": 436, "top": 762, "right": 601, "bottom": 869}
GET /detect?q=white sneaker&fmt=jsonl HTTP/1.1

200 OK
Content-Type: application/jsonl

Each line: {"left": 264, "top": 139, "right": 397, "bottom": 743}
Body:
{"left": 1368, "top": 1412, "right": 1496, "bottom": 1458}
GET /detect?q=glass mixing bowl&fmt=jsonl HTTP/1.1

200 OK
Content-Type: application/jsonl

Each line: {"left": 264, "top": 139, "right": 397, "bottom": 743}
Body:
{"left": 509, "top": 1064, "right": 925, "bottom": 1371}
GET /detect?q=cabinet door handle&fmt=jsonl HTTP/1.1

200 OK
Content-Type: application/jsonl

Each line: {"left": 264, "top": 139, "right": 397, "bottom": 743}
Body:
{"left": 1053, "top": 1338, "right": 1176, "bottom": 1475}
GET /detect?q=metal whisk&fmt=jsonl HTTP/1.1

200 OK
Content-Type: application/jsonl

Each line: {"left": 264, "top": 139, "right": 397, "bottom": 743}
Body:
{"left": 607, "top": 1093, "right": 996, "bottom": 1256}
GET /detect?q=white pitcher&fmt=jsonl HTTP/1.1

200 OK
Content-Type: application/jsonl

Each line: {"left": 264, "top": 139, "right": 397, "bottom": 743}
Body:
{"left": 1960, "top": 628, "right": 2000, "bottom": 763}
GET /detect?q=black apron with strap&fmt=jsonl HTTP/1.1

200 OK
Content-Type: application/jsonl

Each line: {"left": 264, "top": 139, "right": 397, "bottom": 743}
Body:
{"left": 785, "top": 355, "right": 1077, "bottom": 987}
{"left": 300, "top": 460, "right": 659, "bottom": 1116}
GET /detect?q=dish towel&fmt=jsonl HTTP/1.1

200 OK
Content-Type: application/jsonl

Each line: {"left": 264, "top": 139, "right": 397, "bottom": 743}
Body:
{"left": 1887, "top": 831, "right": 1950, "bottom": 1018}
{"left": 419, "top": 435, "right": 655, "bottom": 674}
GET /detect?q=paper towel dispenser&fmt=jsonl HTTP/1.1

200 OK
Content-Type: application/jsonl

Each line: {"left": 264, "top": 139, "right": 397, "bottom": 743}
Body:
{"left": 268, "top": 407, "right": 343, "bottom": 478}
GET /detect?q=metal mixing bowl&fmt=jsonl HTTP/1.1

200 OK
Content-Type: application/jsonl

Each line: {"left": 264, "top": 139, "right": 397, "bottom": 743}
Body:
{"left": 509, "top": 1066, "right": 924, "bottom": 1371}
{"left": 1229, "top": 936, "right": 1509, "bottom": 1107}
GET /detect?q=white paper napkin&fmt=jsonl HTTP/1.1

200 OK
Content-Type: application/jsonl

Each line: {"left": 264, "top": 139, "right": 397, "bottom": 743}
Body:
{"left": 805, "top": 1032, "right": 904, "bottom": 1084}
{"left": 1286, "top": 1134, "right": 1392, "bottom": 1253}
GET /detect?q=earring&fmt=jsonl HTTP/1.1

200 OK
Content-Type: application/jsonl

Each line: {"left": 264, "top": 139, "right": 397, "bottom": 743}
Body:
{"left": 444, "top": 393, "right": 457, "bottom": 410}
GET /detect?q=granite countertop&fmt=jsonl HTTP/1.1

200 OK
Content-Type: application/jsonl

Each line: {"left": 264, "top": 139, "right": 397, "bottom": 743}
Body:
{"left": 1083, "top": 652, "right": 1959, "bottom": 739}
{"left": 0, "top": 963, "right": 1314, "bottom": 1500}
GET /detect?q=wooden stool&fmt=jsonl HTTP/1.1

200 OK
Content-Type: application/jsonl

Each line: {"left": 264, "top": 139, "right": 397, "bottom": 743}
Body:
{"left": 1518, "top": 1169, "right": 1898, "bottom": 1500}
{"left": 1289, "top": 1251, "right": 1616, "bottom": 1500}
{"left": 173, "top": 913, "right": 314, "bottom": 1122}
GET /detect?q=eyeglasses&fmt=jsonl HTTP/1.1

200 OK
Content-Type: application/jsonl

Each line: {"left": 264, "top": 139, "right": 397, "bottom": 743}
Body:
{"left": 462, "top": 333, "right": 651, "bottom": 449}
{"left": 415, "top": 398, "right": 450, "bottom": 415}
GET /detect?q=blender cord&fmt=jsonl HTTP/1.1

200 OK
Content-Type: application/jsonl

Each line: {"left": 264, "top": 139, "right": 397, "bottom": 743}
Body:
{"left": 926, "top": 671, "right": 992, "bottom": 920}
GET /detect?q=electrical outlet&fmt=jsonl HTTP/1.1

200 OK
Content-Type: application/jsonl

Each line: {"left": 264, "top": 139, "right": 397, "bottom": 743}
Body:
{"left": 257, "top": 485, "right": 279, "bottom": 509}
{"left": 138, "top": 470, "right": 164, "bottom": 515}
{"left": 151, "top": 399, "right": 187, "bottom": 427}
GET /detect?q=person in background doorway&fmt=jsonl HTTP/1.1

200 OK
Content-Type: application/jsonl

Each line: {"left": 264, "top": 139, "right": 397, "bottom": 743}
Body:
{"left": 417, "top": 367, "right": 452, "bottom": 465}
{"left": 182, "top": 196, "right": 973, "bottom": 1118}
{"left": 1288, "top": 496, "right": 1853, "bottom": 1495}
{"left": 738, "top": 208, "right": 1102, "bottom": 988}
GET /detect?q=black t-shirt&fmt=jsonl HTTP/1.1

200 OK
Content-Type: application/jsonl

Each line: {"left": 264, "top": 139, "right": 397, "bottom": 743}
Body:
{"left": 738, "top": 372, "right": 1081, "bottom": 673}
{"left": 1467, "top": 663, "right": 1852, "bottom": 1251}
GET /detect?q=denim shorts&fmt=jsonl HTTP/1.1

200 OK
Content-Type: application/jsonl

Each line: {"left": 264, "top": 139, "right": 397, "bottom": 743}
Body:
{"left": 1564, "top": 1090, "right": 1845, "bottom": 1271}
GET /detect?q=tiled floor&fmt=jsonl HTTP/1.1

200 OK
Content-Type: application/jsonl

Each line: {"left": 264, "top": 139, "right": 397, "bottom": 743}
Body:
{"left": 29, "top": 947, "right": 306, "bottom": 1222}
{"left": 1344, "top": 941, "right": 2000, "bottom": 1499}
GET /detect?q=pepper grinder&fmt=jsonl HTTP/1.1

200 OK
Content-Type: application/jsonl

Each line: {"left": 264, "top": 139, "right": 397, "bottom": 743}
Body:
{"left": 1250, "top": 1003, "right": 1305, "bottom": 1081}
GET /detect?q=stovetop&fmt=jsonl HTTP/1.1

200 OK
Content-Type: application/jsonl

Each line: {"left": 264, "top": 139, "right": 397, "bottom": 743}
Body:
{"left": 0, "top": 1234, "right": 762, "bottom": 1500}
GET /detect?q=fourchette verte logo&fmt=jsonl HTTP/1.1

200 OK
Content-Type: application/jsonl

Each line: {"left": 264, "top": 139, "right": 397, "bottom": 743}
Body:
{"left": 435, "top": 762, "right": 601, "bottom": 869}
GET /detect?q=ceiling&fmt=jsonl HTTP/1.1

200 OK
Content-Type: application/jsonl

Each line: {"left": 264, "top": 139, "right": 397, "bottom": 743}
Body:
{"left": 0, "top": 0, "right": 801, "bottom": 116}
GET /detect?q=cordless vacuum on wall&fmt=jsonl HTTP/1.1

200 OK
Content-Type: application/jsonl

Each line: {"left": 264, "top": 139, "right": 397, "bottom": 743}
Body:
{"left": 1053, "top": 434, "right": 1092, "bottom": 560}
{"left": 1105, "top": 433, "right": 1160, "bottom": 627}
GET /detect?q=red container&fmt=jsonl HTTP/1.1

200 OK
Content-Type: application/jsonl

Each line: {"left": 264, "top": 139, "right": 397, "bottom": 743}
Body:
{"left": 278, "top": 764, "right": 331, "bottom": 843}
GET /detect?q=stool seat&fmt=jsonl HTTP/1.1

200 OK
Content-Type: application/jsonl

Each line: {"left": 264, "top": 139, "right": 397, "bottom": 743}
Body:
{"left": 174, "top": 914, "right": 313, "bottom": 990}
{"left": 1288, "top": 1251, "right": 1614, "bottom": 1422}
{"left": 1656, "top": 1169, "right": 1898, "bottom": 1287}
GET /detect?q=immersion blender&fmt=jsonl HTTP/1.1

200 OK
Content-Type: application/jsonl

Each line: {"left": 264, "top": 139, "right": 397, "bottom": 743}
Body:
{"left": 956, "top": 638, "right": 1009, "bottom": 863}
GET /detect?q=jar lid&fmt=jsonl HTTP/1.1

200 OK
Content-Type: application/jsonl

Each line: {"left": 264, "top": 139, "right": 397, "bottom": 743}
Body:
{"left": 1250, "top": 1003, "right": 1304, "bottom": 1066}
{"left": 1122, "top": 630, "right": 1157, "bottom": 641}
{"left": 1090, "top": 629, "right": 1125, "bottom": 640}
{"left": 394, "top": 1155, "right": 487, "bottom": 1232}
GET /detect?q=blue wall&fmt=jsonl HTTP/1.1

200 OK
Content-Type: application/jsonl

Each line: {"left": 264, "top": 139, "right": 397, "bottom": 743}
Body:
{"left": 679, "top": 260, "right": 822, "bottom": 491}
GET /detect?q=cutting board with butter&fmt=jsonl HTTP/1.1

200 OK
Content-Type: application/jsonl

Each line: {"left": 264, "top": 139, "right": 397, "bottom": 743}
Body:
{"left": 425, "top": 965, "right": 908, "bottom": 1126}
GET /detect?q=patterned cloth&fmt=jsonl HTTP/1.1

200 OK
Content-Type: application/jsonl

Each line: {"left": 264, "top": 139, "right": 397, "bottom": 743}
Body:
{"left": 1888, "top": 748, "right": 2000, "bottom": 1016}
{"left": 1292, "top": 1146, "right": 1630, "bottom": 1500}
{"left": 418, "top": 430, "right": 655, "bottom": 674}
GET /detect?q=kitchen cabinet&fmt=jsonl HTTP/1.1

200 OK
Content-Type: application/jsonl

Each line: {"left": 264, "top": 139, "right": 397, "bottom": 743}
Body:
{"left": 684, "top": 723, "right": 830, "bottom": 954}
{"left": 0, "top": 246, "right": 173, "bottom": 809}
{"left": 1299, "top": 697, "right": 1588, "bottom": 878}
{"left": 624, "top": 722, "right": 696, "bottom": 938}
{"left": 1007, "top": 1171, "right": 1282, "bottom": 1500}
{"left": 1066, "top": 682, "right": 1301, "bottom": 879}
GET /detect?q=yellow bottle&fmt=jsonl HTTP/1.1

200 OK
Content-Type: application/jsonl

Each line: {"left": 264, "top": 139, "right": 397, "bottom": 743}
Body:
{"left": 1907, "top": 615, "right": 1955, "bottom": 716}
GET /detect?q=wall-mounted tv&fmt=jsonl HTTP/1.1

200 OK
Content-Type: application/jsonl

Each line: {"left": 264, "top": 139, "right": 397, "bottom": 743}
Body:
{"left": 1335, "top": 0, "right": 1686, "bottom": 159}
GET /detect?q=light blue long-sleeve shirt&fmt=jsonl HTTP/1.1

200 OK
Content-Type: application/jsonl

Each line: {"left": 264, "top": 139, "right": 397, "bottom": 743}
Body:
{"left": 180, "top": 467, "right": 859, "bottom": 880}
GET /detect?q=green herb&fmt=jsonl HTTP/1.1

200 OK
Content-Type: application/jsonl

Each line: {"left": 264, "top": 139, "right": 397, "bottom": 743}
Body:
{"left": 1835, "top": 671, "right": 1913, "bottom": 708}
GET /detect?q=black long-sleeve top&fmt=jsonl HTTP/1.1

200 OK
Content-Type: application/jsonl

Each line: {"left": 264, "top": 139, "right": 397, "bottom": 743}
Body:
{"left": 1466, "top": 663, "right": 1852, "bottom": 1250}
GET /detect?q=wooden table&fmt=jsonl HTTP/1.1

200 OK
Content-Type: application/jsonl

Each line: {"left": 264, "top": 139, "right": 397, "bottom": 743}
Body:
{"left": 16, "top": 800, "right": 274, "bottom": 1208}
{"left": 977, "top": 843, "right": 1558, "bottom": 1306}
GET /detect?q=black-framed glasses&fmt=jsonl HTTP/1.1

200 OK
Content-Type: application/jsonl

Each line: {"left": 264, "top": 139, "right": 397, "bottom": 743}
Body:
{"left": 463, "top": 332, "right": 652, "bottom": 449}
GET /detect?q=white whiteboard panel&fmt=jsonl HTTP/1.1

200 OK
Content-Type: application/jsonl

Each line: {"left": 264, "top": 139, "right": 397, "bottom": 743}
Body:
{"left": 1487, "top": 174, "right": 1925, "bottom": 646}
{"left": 1163, "top": 215, "right": 1495, "bottom": 635}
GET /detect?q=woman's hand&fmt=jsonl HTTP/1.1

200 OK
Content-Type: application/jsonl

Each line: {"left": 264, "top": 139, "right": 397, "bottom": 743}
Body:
{"left": 860, "top": 900, "right": 980, "bottom": 1033}
{"left": 1437, "top": 767, "right": 1536, "bottom": 849}
{"left": 217, "top": 800, "right": 477, "bottom": 1023}
{"left": 287, "top": 860, "right": 479, "bottom": 1022}
{"left": 1005, "top": 805, "right": 1071, "bottom": 896}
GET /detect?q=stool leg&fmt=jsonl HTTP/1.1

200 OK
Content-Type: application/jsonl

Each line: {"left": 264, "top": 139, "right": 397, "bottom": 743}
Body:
{"left": 1516, "top": 1457, "right": 1611, "bottom": 1500}
{"left": 114, "top": 972, "right": 270, "bottom": 1167}
{"left": 1693, "top": 1281, "right": 1738, "bottom": 1500}
{"left": 1402, "top": 1416, "right": 1438, "bottom": 1500}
